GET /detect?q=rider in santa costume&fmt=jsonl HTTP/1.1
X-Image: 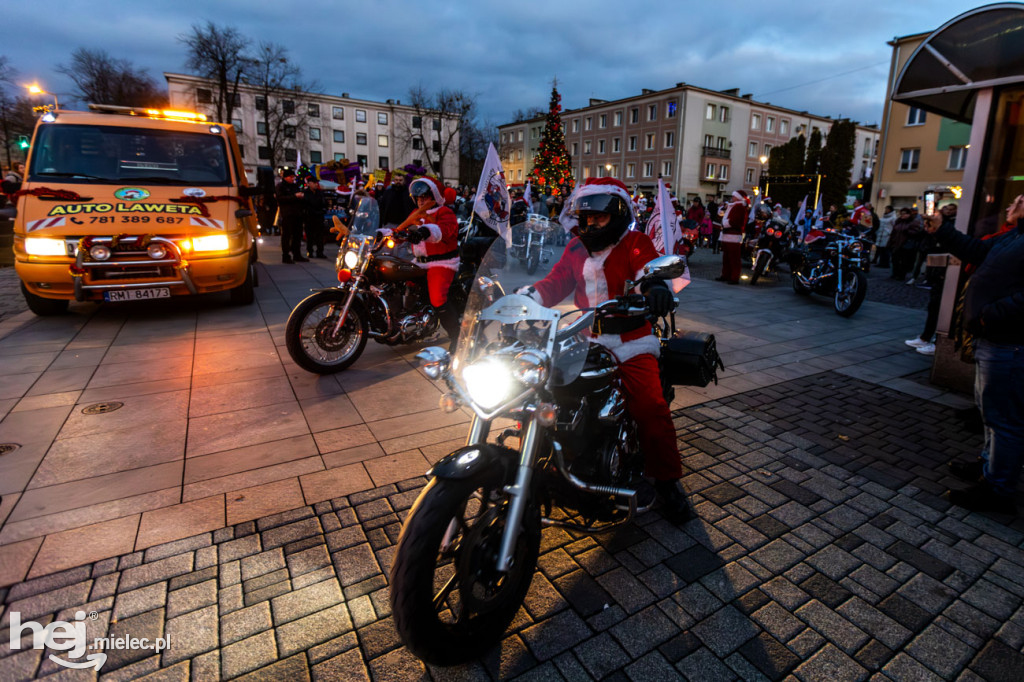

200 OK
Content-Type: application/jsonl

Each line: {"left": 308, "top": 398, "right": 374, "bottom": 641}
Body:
{"left": 716, "top": 189, "right": 750, "bottom": 284}
{"left": 520, "top": 177, "right": 692, "bottom": 523}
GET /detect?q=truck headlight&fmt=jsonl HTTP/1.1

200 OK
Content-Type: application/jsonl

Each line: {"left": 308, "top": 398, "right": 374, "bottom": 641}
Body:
{"left": 462, "top": 357, "right": 515, "bottom": 410}
{"left": 25, "top": 238, "right": 67, "bottom": 256}
{"left": 190, "top": 235, "right": 229, "bottom": 252}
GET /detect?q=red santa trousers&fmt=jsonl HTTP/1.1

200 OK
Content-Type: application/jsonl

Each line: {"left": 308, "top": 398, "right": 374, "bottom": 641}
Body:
{"left": 617, "top": 353, "right": 683, "bottom": 481}
{"left": 720, "top": 242, "right": 742, "bottom": 283}
{"left": 426, "top": 267, "right": 456, "bottom": 307}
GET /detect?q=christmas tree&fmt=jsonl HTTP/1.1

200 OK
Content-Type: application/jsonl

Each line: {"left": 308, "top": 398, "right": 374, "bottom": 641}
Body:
{"left": 530, "top": 82, "right": 574, "bottom": 195}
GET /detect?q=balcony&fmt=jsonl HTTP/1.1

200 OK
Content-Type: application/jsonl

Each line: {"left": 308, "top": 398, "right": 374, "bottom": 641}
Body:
{"left": 702, "top": 146, "right": 731, "bottom": 159}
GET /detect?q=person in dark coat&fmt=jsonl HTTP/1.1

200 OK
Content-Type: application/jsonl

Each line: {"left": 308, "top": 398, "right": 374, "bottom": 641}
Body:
{"left": 303, "top": 176, "right": 328, "bottom": 259}
{"left": 379, "top": 164, "right": 424, "bottom": 228}
{"left": 276, "top": 169, "right": 307, "bottom": 263}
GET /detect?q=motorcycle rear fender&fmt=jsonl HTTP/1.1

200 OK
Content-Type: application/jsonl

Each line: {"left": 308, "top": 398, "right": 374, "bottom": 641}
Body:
{"left": 429, "top": 443, "right": 519, "bottom": 481}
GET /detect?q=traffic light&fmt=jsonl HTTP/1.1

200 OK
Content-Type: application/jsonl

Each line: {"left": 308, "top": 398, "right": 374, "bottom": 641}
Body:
{"left": 17, "top": 135, "right": 28, "bottom": 150}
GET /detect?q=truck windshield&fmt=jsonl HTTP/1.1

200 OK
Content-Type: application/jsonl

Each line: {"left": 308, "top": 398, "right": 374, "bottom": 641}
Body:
{"left": 28, "top": 124, "right": 231, "bottom": 186}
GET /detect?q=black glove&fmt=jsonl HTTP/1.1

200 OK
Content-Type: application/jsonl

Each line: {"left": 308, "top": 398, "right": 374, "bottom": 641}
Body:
{"left": 405, "top": 226, "right": 431, "bottom": 244}
{"left": 642, "top": 281, "right": 674, "bottom": 317}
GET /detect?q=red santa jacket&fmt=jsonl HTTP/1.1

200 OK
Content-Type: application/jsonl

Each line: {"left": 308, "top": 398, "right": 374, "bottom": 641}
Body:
{"left": 411, "top": 205, "right": 459, "bottom": 271}
{"left": 720, "top": 201, "right": 749, "bottom": 242}
{"left": 530, "top": 230, "right": 662, "bottom": 362}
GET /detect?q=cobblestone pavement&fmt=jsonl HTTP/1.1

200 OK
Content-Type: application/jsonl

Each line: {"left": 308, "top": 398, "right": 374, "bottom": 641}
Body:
{"left": 1, "top": 370, "right": 1022, "bottom": 681}
{"left": 0, "top": 268, "right": 26, "bottom": 324}
{"left": 685, "top": 247, "right": 930, "bottom": 311}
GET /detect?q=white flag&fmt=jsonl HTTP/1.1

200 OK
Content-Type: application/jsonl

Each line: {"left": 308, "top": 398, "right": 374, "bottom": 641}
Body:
{"left": 473, "top": 143, "right": 511, "bottom": 243}
{"left": 558, "top": 185, "right": 579, "bottom": 234}
{"left": 646, "top": 179, "right": 689, "bottom": 292}
{"left": 812, "top": 193, "right": 824, "bottom": 229}
{"left": 523, "top": 180, "right": 532, "bottom": 209}
{"left": 296, "top": 150, "right": 302, "bottom": 171}
{"left": 795, "top": 194, "right": 808, "bottom": 237}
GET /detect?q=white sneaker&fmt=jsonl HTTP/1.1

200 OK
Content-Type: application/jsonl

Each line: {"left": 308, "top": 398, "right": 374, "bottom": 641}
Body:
{"left": 905, "top": 337, "right": 929, "bottom": 348}
{"left": 916, "top": 343, "right": 935, "bottom": 355}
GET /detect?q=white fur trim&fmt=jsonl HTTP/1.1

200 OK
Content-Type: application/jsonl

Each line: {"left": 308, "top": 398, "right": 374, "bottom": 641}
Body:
{"left": 720, "top": 233, "right": 743, "bottom": 243}
{"left": 593, "top": 333, "right": 660, "bottom": 363}
{"left": 581, "top": 248, "right": 613, "bottom": 307}
{"left": 422, "top": 223, "right": 443, "bottom": 242}
{"left": 411, "top": 177, "right": 443, "bottom": 205}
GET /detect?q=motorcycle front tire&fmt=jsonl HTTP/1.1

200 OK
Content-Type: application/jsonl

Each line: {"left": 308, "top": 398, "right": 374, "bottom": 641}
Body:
{"left": 285, "top": 290, "right": 368, "bottom": 374}
{"left": 525, "top": 253, "right": 539, "bottom": 275}
{"left": 792, "top": 273, "right": 812, "bottom": 296}
{"left": 390, "top": 472, "right": 540, "bottom": 666}
{"left": 750, "top": 252, "right": 769, "bottom": 285}
{"left": 834, "top": 269, "right": 868, "bottom": 317}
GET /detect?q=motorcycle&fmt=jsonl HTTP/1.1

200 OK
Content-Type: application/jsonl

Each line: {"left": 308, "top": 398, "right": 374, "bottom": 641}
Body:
{"left": 285, "top": 196, "right": 464, "bottom": 374}
{"left": 749, "top": 219, "right": 795, "bottom": 285}
{"left": 508, "top": 213, "right": 555, "bottom": 275}
{"left": 788, "top": 228, "right": 870, "bottom": 317}
{"left": 388, "top": 240, "right": 722, "bottom": 665}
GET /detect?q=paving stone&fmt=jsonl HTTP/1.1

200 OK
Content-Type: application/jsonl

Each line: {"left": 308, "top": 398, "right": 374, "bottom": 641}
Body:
{"left": 220, "top": 630, "right": 278, "bottom": 679}
{"left": 244, "top": 568, "right": 289, "bottom": 593}
{"left": 961, "top": 578, "right": 1020, "bottom": 621}
{"left": 307, "top": 630, "right": 360, "bottom": 666}
{"left": 623, "top": 651, "right": 680, "bottom": 682}
{"left": 806, "top": 545, "right": 861, "bottom": 582}
{"left": 293, "top": 566, "right": 336, "bottom": 592}
{"left": 663, "top": 544, "right": 725, "bottom": 583}
{"left": 261, "top": 517, "right": 322, "bottom": 550}
{"left": 243, "top": 577, "right": 292, "bottom": 607}
{"left": 219, "top": 560, "right": 241, "bottom": 588}
{"left": 221, "top": 600, "right": 273, "bottom": 646}
{"left": 191, "top": 649, "right": 220, "bottom": 681}
{"left": 6, "top": 566, "right": 93, "bottom": 602}
{"left": 165, "top": 579, "right": 216, "bottom": 619}
{"left": 657, "top": 631, "right": 702, "bottom": 664}
{"left": 853, "top": 638, "right": 893, "bottom": 673}
{"left": 637, "top": 564, "right": 686, "bottom": 599}
{"left": 163, "top": 604, "right": 218, "bottom": 666}
{"left": 213, "top": 527, "right": 235, "bottom": 544}
{"left": 572, "top": 632, "right": 630, "bottom": 679}
{"left": 104, "top": 607, "right": 166, "bottom": 672}
{"left": 793, "top": 643, "right": 869, "bottom": 682}
{"left": 896, "top": 572, "right": 957, "bottom": 615}
{"left": 801, "top": 572, "right": 853, "bottom": 609}
{"left": 691, "top": 605, "right": 759, "bottom": 657}
{"left": 342, "top": 575, "right": 387, "bottom": 601}
{"left": 144, "top": 534, "right": 212, "bottom": 564}
{"left": 218, "top": 534, "right": 261, "bottom": 564}
{"left": 120, "top": 552, "right": 144, "bottom": 570}
{"left": 837, "top": 597, "right": 913, "bottom": 650}
{"left": 346, "top": 595, "right": 375, "bottom": 629}
{"left": 608, "top": 604, "right": 680, "bottom": 658}
{"left": 676, "top": 646, "right": 739, "bottom": 682}
{"left": 2, "top": 581, "right": 92, "bottom": 624}
{"left": 876, "top": 593, "right": 931, "bottom": 634}
{"left": 331, "top": 543, "right": 380, "bottom": 587}
{"left": 905, "top": 623, "right": 974, "bottom": 678}
{"left": 749, "top": 539, "right": 804, "bottom": 574}
{"left": 520, "top": 609, "right": 592, "bottom": 661}
{"left": 113, "top": 582, "right": 167, "bottom": 619}
{"left": 881, "top": 652, "right": 944, "bottom": 682}
{"left": 119, "top": 554, "right": 194, "bottom": 592}
{"left": 969, "top": 640, "right": 1024, "bottom": 682}
{"left": 700, "top": 563, "right": 759, "bottom": 603}
{"left": 887, "top": 540, "right": 954, "bottom": 581}
{"left": 787, "top": 627, "right": 826, "bottom": 658}
{"left": 732, "top": 588, "right": 770, "bottom": 617}
{"left": 593, "top": 567, "right": 656, "bottom": 615}
{"left": 849, "top": 564, "right": 899, "bottom": 599}
{"left": 240, "top": 548, "right": 286, "bottom": 582}
{"left": 90, "top": 572, "right": 120, "bottom": 601}
{"left": 760, "top": 577, "right": 810, "bottom": 611}
{"left": 219, "top": 583, "right": 243, "bottom": 615}
{"left": 277, "top": 603, "right": 353, "bottom": 657}
{"left": 942, "top": 600, "right": 1001, "bottom": 642}
{"left": 271, "top": 578, "right": 342, "bottom": 625}
{"left": 257, "top": 506, "right": 314, "bottom": 531}
{"left": 311, "top": 646, "right": 370, "bottom": 682}
{"left": 100, "top": 655, "right": 161, "bottom": 682}
{"left": 752, "top": 602, "right": 805, "bottom": 643}
{"left": 795, "top": 600, "right": 870, "bottom": 654}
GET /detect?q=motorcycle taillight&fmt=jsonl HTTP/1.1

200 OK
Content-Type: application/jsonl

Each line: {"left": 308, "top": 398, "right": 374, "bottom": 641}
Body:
{"left": 337, "top": 269, "right": 352, "bottom": 283}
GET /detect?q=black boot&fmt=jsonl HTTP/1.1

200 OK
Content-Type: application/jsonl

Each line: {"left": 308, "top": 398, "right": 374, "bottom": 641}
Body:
{"left": 947, "top": 479, "right": 1016, "bottom": 515}
{"left": 654, "top": 479, "right": 693, "bottom": 524}
{"left": 435, "top": 303, "right": 462, "bottom": 353}
{"left": 947, "top": 458, "right": 984, "bottom": 482}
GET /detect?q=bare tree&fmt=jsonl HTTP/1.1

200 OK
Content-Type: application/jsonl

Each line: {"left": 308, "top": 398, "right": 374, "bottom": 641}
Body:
{"left": 395, "top": 86, "right": 475, "bottom": 183}
{"left": 57, "top": 48, "right": 165, "bottom": 107}
{"left": 248, "top": 42, "right": 316, "bottom": 170}
{"left": 0, "top": 56, "right": 34, "bottom": 170}
{"left": 459, "top": 116, "right": 498, "bottom": 186}
{"left": 511, "top": 107, "right": 545, "bottom": 123}
{"left": 178, "top": 21, "right": 250, "bottom": 123}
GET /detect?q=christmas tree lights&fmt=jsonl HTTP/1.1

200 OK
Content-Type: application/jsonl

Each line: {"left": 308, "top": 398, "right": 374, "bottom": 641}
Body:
{"left": 530, "top": 82, "right": 574, "bottom": 195}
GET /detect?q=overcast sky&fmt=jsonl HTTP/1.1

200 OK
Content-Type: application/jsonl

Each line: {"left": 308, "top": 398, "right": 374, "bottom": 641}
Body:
{"left": 6, "top": 0, "right": 988, "bottom": 129}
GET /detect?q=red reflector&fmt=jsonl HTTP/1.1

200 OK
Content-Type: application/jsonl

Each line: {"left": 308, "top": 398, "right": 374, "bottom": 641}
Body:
{"left": 337, "top": 269, "right": 352, "bottom": 283}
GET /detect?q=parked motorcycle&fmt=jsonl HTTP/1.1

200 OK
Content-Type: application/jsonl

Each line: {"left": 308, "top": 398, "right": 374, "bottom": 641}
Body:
{"left": 285, "top": 196, "right": 463, "bottom": 373}
{"left": 508, "top": 213, "right": 555, "bottom": 275}
{"left": 788, "top": 228, "right": 870, "bottom": 317}
{"left": 389, "top": 241, "right": 722, "bottom": 665}
{"left": 749, "top": 220, "right": 795, "bottom": 285}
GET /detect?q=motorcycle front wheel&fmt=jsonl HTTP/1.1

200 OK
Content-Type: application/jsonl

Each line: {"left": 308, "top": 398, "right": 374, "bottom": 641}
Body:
{"left": 525, "top": 253, "right": 539, "bottom": 275}
{"left": 750, "top": 252, "right": 769, "bottom": 285}
{"left": 284, "top": 290, "right": 368, "bottom": 374}
{"left": 834, "top": 269, "right": 867, "bottom": 317}
{"left": 792, "top": 273, "right": 812, "bottom": 296}
{"left": 390, "top": 472, "right": 540, "bottom": 666}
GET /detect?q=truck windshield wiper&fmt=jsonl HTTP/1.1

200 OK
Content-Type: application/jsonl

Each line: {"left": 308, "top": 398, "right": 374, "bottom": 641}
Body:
{"left": 35, "top": 171, "right": 114, "bottom": 182}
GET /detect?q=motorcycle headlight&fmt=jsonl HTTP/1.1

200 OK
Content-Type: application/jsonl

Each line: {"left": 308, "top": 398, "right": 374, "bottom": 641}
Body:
{"left": 849, "top": 241, "right": 863, "bottom": 254}
{"left": 462, "top": 357, "right": 516, "bottom": 410}
{"left": 343, "top": 249, "right": 360, "bottom": 269}
{"left": 512, "top": 349, "right": 549, "bottom": 387}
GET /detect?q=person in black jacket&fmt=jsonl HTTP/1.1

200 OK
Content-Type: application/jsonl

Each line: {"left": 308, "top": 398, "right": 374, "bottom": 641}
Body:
{"left": 276, "top": 169, "right": 308, "bottom": 263}
{"left": 927, "top": 195, "right": 1024, "bottom": 514}
{"left": 303, "top": 176, "right": 327, "bottom": 259}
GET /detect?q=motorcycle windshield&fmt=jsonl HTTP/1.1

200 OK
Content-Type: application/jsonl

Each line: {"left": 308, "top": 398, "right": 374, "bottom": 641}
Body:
{"left": 452, "top": 232, "right": 591, "bottom": 400}
{"left": 349, "top": 196, "right": 380, "bottom": 238}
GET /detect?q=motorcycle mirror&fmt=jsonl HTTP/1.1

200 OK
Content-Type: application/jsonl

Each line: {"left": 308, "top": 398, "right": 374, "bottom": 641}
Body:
{"left": 416, "top": 346, "right": 451, "bottom": 379}
{"left": 476, "top": 276, "right": 505, "bottom": 304}
{"left": 641, "top": 254, "right": 688, "bottom": 281}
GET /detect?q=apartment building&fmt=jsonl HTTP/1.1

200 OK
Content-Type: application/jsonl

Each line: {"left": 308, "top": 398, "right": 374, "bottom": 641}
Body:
{"left": 165, "top": 73, "right": 459, "bottom": 183}
{"left": 874, "top": 34, "right": 971, "bottom": 211}
{"left": 499, "top": 83, "right": 879, "bottom": 201}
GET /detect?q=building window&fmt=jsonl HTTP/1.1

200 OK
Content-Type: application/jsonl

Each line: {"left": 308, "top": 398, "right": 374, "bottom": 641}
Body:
{"left": 584, "top": 140, "right": 592, "bottom": 154}
{"left": 611, "top": 164, "right": 619, "bottom": 176}
{"left": 230, "top": 118, "right": 243, "bottom": 132}
{"left": 432, "top": 140, "right": 441, "bottom": 152}
{"left": 719, "top": 106, "right": 729, "bottom": 123}
{"left": 412, "top": 138, "right": 422, "bottom": 150}
{"left": 746, "top": 168, "right": 754, "bottom": 183}
{"left": 572, "top": 119, "right": 579, "bottom": 132}
{"left": 614, "top": 111, "right": 622, "bottom": 126}
{"left": 284, "top": 148, "right": 297, "bottom": 162}
{"left": 308, "top": 103, "right": 320, "bottom": 118}
{"left": 628, "top": 136, "right": 637, "bottom": 151}
{"left": 357, "top": 154, "right": 367, "bottom": 167}
{"left": 378, "top": 112, "right": 388, "bottom": 125}
{"left": 763, "top": 143, "right": 772, "bottom": 155}
{"left": 196, "top": 88, "right": 212, "bottom": 104}
{"left": 375, "top": 134, "right": 387, "bottom": 147}
{"left": 516, "top": 149, "right": 523, "bottom": 160}
{"left": 517, "top": 169, "right": 522, "bottom": 180}
{"left": 334, "top": 153, "right": 345, "bottom": 162}
{"left": 598, "top": 139, "right": 606, "bottom": 154}
{"left": 356, "top": 109, "right": 367, "bottom": 123}
{"left": 662, "top": 161, "right": 672, "bottom": 176}
{"left": 310, "top": 150, "right": 322, "bottom": 164}
{"left": 258, "top": 146, "right": 270, "bottom": 160}
{"left": 333, "top": 130, "right": 345, "bottom": 143}
{"left": 332, "top": 106, "right": 344, "bottom": 120}
{"left": 255, "top": 96, "right": 267, "bottom": 111}
{"left": 664, "top": 131, "right": 674, "bottom": 148}
{"left": 612, "top": 137, "right": 620, "bottom": 152}
{"left": 572, "top": 142, "right": 579, "bottom": 156}
{"left": 780, "top": 120, "right": 789, "bottom": 135}
{"left": 599, "top": 114, "right": 607, "bottom": 128}
{"left": 645, "top": 133, "right": 655, "bottom": 150}
{"left": 585, "top": 117, "right": 592, "bottom": 131}
{"left": 530, "top": 128, "right": 537, "bottom": 140}
{"left": 767, "top": 117, "right": 776, "bottom": 133}
{"left": 719, "top": 165, "right": 729, "bottom": 181}
{"left": 517, "top": 130, "right": 523, "bottom": 141}
{"left": 948, "top": 146, "right": 968, "bottom": 170}
{"left": 284, "top": 125, "right": 295, "bottom": 139}
{"left": 412, "top": 158, "right": 421, "bottom": 167}
{"left": 748, "top": 142, "right": 757, "bottom": 157}
{"left": 643, "top": 162, "right": 654, "bottom": 177}
{"left": 283, "top": 100, "right": 295, "bottom": 115}
{"left": 907, "top": 107, "right": 927, "bottom": 126}
{"left": 706, "top": 103, "right": 716, "bottom": 120}
{"left": 751, "top": 114, "right": 761, "bottom": 130}
{"left": 379, "top": 156, "right": 389, "bottom": 169}
{"left": 718, "top": 137, "right": 727, "bottom": 149}
{"left": 237, "top": 144, "right": 244, "bottom": 158}
{"left": 583, "top": 166, "right": 591, "bottom": 179}
{"left": 309, "top": 127, "right": 321, "bottom": 141}
{"left": 667, "top": 101, "right": 677, "bottom": 118}
{"left": 899, "top": 148, "right": 920, "bottom": 171}
{"left": 705, "top": 134, "right": 714, "bottom": 148}
{"left": 648, "top": 104, "right": 657, "bottom": 121}
{"left": 626, "top": 163, "right": 636, "bottom": 178}
{"left": 630, "top": 108, "right": 639, "bottom": 124}
{"left": 412, "top": 115, "right": 421, "bottom": 128}
{"left": 705, "top": 163, "right": 716, "bottom": 179}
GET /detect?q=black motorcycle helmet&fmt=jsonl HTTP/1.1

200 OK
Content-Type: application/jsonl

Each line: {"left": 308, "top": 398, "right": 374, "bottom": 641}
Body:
{"left": 573, "top": 179, "right": 634, "bottom": 253}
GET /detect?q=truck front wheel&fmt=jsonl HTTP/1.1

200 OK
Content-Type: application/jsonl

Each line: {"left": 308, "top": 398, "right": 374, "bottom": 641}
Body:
{"left": 21, "top": 282, "right": 69, "bottom": 316}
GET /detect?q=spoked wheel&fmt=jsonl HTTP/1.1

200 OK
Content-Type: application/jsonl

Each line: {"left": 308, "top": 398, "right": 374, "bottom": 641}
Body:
{"left": 285, "top": 291, "right": 367, "bottom": 373}
{"left": 834, "top": 269, "right": 867, "bottom": 317}
{"left": 390, "top": 472, "right": 540, "bottom": 666}
{"left": 750, "top": 252, "right": 769, "bottom": 285}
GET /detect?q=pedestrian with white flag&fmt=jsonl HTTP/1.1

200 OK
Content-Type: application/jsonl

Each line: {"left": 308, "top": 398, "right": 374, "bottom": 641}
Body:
{"left": 473, "top": 143, "right": 511, "bottom": 244}
{"left": 794, "top": 195, "right": 809, "bottom": 239}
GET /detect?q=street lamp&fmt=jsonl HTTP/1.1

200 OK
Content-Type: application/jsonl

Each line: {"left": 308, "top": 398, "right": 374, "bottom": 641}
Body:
{"left": 758, "top": 154, "right": 769, "bottom": 194}
{"left": 27, "top": 83, "right": 59, "bottom": 110}
{"left": 604, "top": 163, "right": 612, "bottom": 177}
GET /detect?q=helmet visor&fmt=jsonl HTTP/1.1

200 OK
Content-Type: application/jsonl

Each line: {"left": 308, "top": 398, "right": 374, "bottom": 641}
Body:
{"left": 410, "top": 180, "right": 433, "bottom": 198}
{"left": 574, "top": 193, "right": 621, "bottom": 215}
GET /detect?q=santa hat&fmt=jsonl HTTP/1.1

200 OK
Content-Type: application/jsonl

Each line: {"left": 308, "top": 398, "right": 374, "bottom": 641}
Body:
{"left": 443, "top": 187, "right": 458, "bottom": 205}
{"left": 732, "top": 189, "right": 749, "bottom": 205}
{"left": 409, "top": 176, "right": 444, "bottom": 205}
{"left": 576, "top": 177, "right": 633, "bottom": 207}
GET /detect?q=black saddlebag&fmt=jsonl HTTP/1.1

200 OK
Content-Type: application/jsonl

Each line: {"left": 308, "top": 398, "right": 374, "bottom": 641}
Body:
{"left": 660, "top": 331, "right": 725, "bottom": 387}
